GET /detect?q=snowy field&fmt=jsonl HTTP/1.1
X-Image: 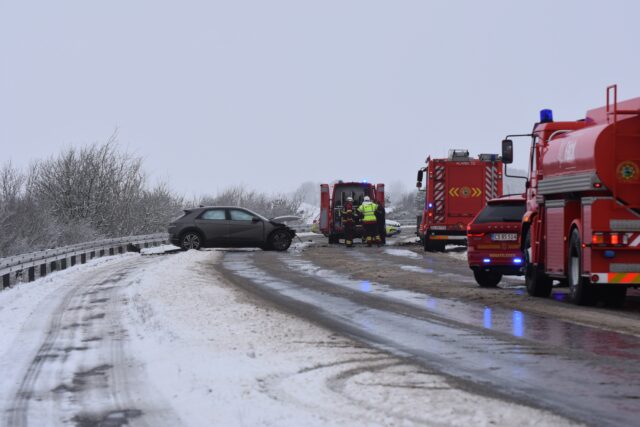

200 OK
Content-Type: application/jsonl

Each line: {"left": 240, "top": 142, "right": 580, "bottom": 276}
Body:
{"left": 0, "top": 250, "right": 573, "bottom": 426}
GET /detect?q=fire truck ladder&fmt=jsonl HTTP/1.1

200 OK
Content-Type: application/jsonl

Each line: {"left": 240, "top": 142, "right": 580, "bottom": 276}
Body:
{"left": 606, "top": 85, "right": 640, "bottom": 209}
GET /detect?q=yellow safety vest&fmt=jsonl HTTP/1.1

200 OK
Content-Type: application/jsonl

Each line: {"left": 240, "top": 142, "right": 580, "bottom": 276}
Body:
{"left": 358, "top": 202, "right": 378, "bottom": 223}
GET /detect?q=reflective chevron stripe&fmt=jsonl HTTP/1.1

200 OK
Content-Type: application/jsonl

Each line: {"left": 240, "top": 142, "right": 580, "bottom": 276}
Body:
{"left": 592, "top": 272, "right": 640, "bottom": 284}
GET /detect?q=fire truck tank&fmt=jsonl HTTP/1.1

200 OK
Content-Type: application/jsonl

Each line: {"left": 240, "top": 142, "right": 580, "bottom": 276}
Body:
{"left": 538, "top": 97, "right": 640, "bottom": 209}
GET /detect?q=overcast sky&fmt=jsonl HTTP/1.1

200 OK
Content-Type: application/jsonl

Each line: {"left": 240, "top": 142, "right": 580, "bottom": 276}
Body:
{"left": 2, "top": 1, "right": 639, "bottom": 197}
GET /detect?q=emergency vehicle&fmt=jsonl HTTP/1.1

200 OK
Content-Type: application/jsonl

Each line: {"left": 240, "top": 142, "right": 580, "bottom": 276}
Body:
{"left": 467, "top": 195, "right": 526, "bottom": 287}
{"left": 319, "top": 181, "right": 385, "bottom": 244}
{"left": 501, "top": 85, "right": 640, "bottom": 306}
{"left": 416, "top": 150, "right": 503, "bottom": 251}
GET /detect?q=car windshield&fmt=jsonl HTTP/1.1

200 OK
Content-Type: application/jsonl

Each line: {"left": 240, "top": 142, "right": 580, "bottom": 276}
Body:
{"left": 474, "top": 203, "right": 525, "bottom": 223}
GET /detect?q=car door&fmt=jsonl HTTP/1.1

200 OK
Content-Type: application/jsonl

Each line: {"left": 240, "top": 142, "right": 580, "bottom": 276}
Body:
{"left": 194, "top": 208, "right": 229, "bottom": 246}
{"left": 227, "top": 208, "right": 265, "bottom": 246}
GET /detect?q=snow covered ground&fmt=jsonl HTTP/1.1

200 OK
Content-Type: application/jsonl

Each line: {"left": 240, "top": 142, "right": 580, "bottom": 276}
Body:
{"left": 0, "top": 250, "right": 574, "bottom": 426}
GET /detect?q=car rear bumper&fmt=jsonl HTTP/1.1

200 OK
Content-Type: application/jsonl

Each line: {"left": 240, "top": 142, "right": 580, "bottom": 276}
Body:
{"left": 468, "top": 250, "right": 524, "bottom": 274}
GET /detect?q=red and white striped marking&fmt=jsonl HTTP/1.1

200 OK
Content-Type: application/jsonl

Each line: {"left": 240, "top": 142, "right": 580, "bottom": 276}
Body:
{"left": 485, "top": 165, "right": 498, "bottom": 202}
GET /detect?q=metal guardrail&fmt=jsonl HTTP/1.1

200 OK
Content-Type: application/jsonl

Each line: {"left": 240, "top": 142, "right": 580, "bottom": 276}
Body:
{"left": 0, "top": 233, "right": 169, "bottom": 290}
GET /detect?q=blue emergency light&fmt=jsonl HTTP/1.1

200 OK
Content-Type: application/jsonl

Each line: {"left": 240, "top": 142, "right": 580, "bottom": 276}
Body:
{"left": 513, "top": 258, "right": 523, "bottom": 265}
{"left": 540, "top": 109, "right": 554, "bottom": 123}
{"left": 483, "top": 258, "right": 491, "bottom": 264}
{"left": 428, "top": 203, "right": 433, "bottom": 209}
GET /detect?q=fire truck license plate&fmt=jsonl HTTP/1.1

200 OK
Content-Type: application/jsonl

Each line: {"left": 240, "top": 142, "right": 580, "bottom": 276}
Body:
{"left": 492, "top": 233, "right": 518, "bottom": 241}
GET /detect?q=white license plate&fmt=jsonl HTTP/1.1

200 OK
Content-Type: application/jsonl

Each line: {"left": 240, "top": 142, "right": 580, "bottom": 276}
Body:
{"left": 492, "top": 233, "right": 518, "bottom": 241}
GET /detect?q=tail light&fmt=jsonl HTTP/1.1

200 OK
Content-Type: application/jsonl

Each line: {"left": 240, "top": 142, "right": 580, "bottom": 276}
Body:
{"left": 467, "top": 225, "right": 485, "bottom": 238}
{"left": 592, "top": 232, "right": 627, "bottom": 247}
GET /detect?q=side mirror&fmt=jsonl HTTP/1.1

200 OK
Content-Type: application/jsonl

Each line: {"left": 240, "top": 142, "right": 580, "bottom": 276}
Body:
{"left": 252, "top": 217, "right": 261, "bottom": 223}
{"left": 416, "top": 170, "right": 423, "bottom": 188}
{"left": 501, "top": 139, "right": 514, "bottom": 164}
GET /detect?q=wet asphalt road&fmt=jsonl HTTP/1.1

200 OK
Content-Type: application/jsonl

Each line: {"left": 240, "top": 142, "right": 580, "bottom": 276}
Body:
{"left": 220, "top": 246, "right": 640, "bottom": 427}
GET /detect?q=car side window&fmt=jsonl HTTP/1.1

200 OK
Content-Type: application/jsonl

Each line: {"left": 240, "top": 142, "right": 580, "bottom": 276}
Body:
{"left": 201, "top": 209, "right": 226, "bottom": 220}
{"left": 229, "top": 209, "right": 254, "bottom": 221}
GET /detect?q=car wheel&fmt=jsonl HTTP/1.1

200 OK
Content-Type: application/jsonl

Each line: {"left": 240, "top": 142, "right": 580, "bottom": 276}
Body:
{"left": 567, "top": 228, "right": 597, "bottom": 306}
{"left": 473, "top": 269, "right": 502, "bottom": 287}
{"left": 269, "top": 230, "right": 292, "bottom": 251}
{"left": 181, "top": 231, "right": 202, "bottom": 250}
{"left": 524, "top": 229, "right": 552, "bottom": 297}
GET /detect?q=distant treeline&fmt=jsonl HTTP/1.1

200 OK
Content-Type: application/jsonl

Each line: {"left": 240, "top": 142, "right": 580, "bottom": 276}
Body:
{"left": 0, "top": 138, "right": 306, "bottom": 257}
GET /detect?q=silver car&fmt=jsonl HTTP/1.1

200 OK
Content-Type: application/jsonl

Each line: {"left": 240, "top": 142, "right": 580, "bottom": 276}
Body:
{"left": 168, "top": 206, "right": 296, "bottom": 251}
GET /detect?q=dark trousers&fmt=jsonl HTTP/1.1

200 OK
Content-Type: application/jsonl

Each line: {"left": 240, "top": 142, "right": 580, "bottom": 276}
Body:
{"left": 344, "top": 222, "right": 354, "bottom": 247}
{"left": 363, "top": 222, "right": 380, "bottom": 246}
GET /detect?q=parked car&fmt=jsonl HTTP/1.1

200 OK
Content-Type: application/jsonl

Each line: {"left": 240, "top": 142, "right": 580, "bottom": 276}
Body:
{"left": 385, "top": 219, "right": 401, "bottom": 237}
{"left": 467, "top": 196, "right": 526, "bottom": 287}
{"left": 168, "top": 206, "right": 296, "bottom": 251}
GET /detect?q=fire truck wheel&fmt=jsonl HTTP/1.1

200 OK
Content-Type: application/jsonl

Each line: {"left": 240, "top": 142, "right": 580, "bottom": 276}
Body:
{"left": 602, "top": 287, "right": 627, "bottom": 308}
{"left": 568, "top": 228, "right": 597, "bottom": 306}
{"left": 524, "top": 230, "right": 552, "bottom": 297}
{"left": 473, "top": 270, "right": 502, "bottom": 287}
{"left": 423, "top": 236, "right": 444, "bottom": 252}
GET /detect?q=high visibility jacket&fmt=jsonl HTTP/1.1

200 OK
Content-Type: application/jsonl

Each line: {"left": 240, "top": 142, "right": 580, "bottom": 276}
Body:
{"left": 358, "top": 202, "right": 378, "bottom": 223}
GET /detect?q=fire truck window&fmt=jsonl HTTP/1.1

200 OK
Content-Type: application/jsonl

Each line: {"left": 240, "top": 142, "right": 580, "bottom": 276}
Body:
{"left": 336, "top": 185, "right": 366, "bottom": 205}
{"left": 474, "top": 203, "right": 526, "bottom": 223}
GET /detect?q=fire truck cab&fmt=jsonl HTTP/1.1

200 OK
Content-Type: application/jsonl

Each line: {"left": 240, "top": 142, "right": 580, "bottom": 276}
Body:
{"left": 502, "top": 85, "right": 640, "bottom": 306}
{"left": 416, "top": 150, "right": 503, "bottom": 251}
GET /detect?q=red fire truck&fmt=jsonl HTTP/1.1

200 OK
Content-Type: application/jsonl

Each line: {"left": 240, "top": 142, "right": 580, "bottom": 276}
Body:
{"left": 501, "top": 85, "right": 640, "bottom": 306}
{"left": 319, "top": 181, "right": 385, "bottom": 244}
{"left": 416, "top": 150, "right": 503, "bottom": 251}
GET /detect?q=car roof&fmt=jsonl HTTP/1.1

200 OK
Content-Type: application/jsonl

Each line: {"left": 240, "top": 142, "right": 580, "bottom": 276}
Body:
{"left": 487, "top": 195, "right": 525, "bottom": 204}
{"left": 188, "top": 206, "right": 255, "bottom": 210}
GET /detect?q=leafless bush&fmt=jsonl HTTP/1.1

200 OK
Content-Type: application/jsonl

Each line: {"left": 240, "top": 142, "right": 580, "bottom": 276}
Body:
{"left": 0, "top": 139, "right": 184, "bottom": 257}
{"left": 200, "top": 185, "right": 302, "bottom": 219}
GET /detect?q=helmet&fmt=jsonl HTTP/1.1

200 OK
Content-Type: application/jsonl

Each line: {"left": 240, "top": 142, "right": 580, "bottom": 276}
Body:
{"left": 346, "top": 197, "right": 353, "bottom": 202}
{"left": 363, "top": 196, "right": 371, "bottom": 202}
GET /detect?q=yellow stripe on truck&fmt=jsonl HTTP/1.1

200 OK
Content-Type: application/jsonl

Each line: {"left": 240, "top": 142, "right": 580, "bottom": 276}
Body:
{"left": 608, "top": 273, "right": 640, "bottom": 284}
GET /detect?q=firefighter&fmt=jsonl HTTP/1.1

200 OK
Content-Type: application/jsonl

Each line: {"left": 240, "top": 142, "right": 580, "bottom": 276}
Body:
{"left": 357, "top": 196, "right": 381, "bottom": 247}
{"left": 341, "top": 197, "right": 355, "bottom": 247}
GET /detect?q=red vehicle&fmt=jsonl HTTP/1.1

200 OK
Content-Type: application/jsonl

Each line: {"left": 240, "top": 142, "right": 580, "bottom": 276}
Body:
{"left": 416, "top": 150, "right": 503, "bottom": 251}
{"left": 467, "top": 196, "right": 526, "bottom": 287}
{"left": 319, "top": 181, "right": 385, "bottom": 244}
{"left": 501, "top": 85, "right": 640, "bottom": 306}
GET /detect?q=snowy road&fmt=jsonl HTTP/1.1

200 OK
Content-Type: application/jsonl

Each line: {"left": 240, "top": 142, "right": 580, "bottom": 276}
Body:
{"left": 221, "top": 246, "right": 640, "bottom": 427}
{"left": 1, "top": 242, "right": 637, "bottom": 426}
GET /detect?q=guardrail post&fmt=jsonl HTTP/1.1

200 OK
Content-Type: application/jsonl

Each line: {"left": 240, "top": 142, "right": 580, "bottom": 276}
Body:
{"left": 2, "top": 274, "right": 9, "bottom": 289}
{"left": 90, "top": 251, "right": 95, "bottom": 259}
{"left": 144, "top": 242, "right": 149, "bottom": 248}
{"left": 61, "top": 258, "right": 67, "bottom": 270}
{"left": 118, "top": 246, "right": 123, "bottom": 254}
{"left": 50, "top": 261, "right": 57, "bottom": 272}
{"left": 99, "top": 249, "right": 105, "bottom": 257}
{"left": 28, "top": 267, "right": 35, "bottom": 282}
{"left": 109, "top": 248, "right": 115, "bottom": 256}
{"left": 81, "top": 254, "right": 86, "bottom": 264}
{"left": 40, "top": 264, "right": 47, "bottom": 277}
{"left": 70, "top": 256, "right": 76, "bottom": 266}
